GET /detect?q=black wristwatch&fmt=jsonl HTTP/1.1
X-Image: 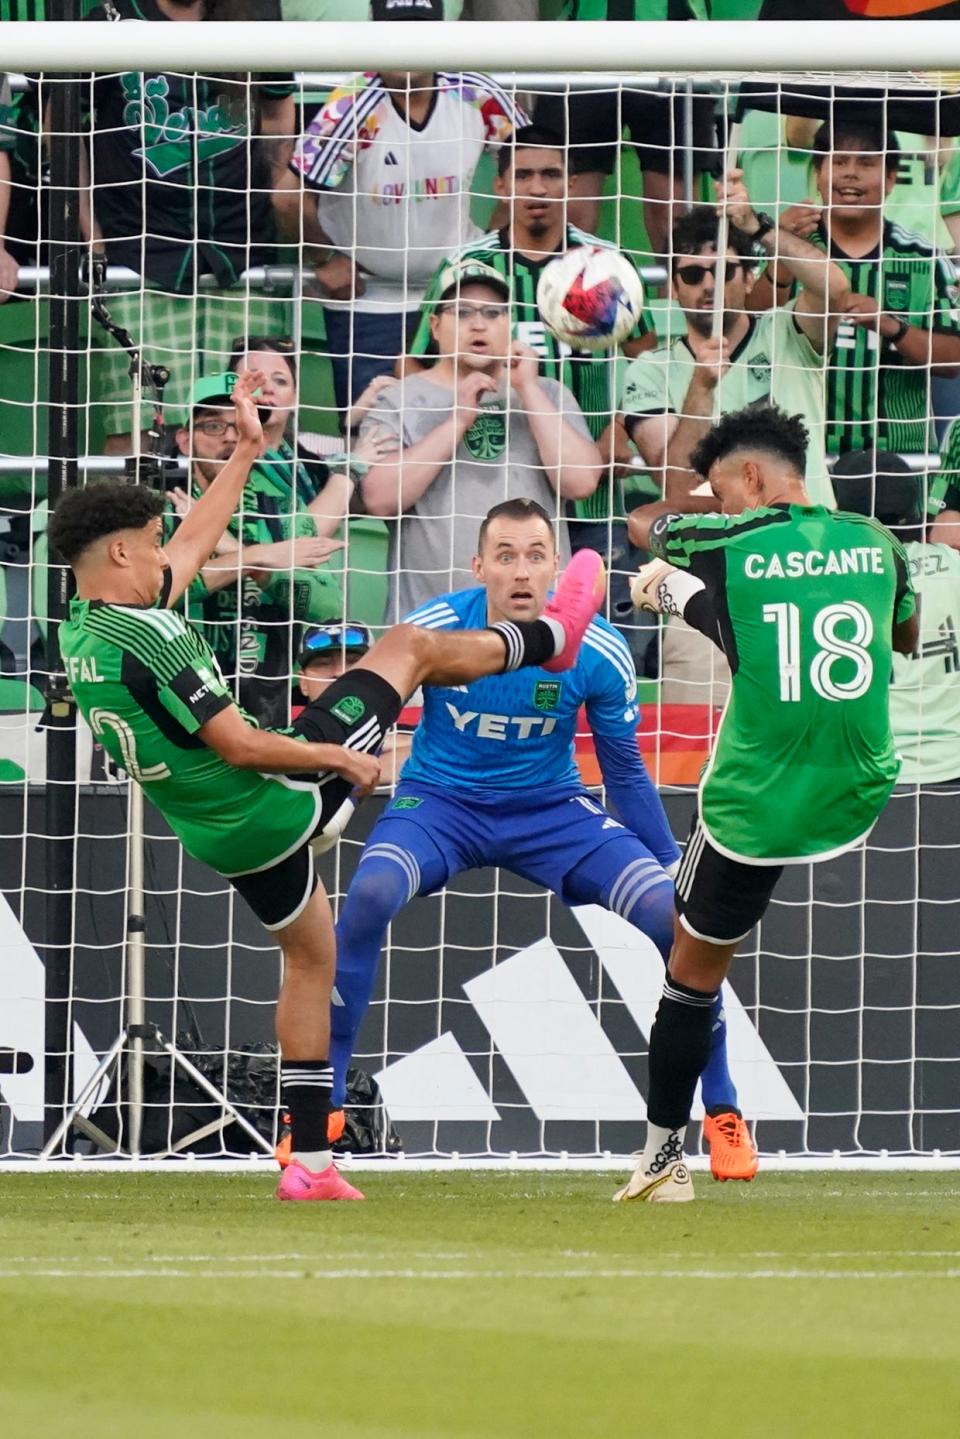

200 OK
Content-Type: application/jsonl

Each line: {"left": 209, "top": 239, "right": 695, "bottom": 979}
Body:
{"left": 889, "top": 314, "right": 911, "bottom": 345}
{"left": 751, "top": 212, "right": 777, "bottom": 244}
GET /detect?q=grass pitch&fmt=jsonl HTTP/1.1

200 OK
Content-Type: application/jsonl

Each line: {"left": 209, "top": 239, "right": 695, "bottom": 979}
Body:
{"left": 1, "top": 1170, "right": 958, "bottom": 1439}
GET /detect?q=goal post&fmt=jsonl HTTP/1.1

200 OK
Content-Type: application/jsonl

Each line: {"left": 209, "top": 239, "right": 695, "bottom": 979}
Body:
{"left": 1, "top": 21, "right": 959, "bottom": 1167}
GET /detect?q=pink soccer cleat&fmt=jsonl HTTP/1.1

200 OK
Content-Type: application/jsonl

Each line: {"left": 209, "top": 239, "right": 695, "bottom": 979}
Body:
{"left": 276, "top": 1158, "right": 365, "bottom": 1202}
{"left": 542, "top": 548, "right": 607, "bottom": 673}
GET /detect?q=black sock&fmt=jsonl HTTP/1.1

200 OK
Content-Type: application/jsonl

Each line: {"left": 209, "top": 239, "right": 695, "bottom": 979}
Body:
{"left": 280, "top": 1059, "right": 332, "bottom": 1153}
{"left": 489, "top": 619, "right": 559, "bottom": 672}
{"left": 647, "top": 977, "right": 720, "bottom": 1131}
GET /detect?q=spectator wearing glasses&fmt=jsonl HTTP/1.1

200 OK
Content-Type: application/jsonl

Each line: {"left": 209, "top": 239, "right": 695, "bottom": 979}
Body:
{"left": 295, "top": 620, "right": 413, "bottom": 784}
{"left": 358, "top": 259, "right": 602, "bottom": 618}
{"left": 169, "top": 373, "right": 346, "bottom": 725}
{"left": 274, "top": 0, "right": 526, "bottom": 416}
{"left": 621, "top": 180, "right": 848, "bottom": 507}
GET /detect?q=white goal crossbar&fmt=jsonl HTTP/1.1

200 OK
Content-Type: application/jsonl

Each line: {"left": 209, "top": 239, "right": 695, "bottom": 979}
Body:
{"left": 6, "top": 19, "right": 960, "bottom": 75}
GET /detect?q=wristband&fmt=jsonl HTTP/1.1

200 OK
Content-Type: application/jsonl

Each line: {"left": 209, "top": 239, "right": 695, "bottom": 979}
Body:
{"left": 889, "top": 315, "right": 910, "bottom": 345}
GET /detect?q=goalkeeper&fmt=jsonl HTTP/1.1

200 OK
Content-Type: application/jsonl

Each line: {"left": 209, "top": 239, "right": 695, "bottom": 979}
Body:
{"left": 48, "top": 372, "right": 605, "bottom": 1205}
{"left": 327, "top": 497, "right": 756, "bottom": 1181}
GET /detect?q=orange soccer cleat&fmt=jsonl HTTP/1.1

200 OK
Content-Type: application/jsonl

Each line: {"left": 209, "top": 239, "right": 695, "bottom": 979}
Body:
{"left": 703, "top": 1110, "right": 759, "bottom": 1182}
{"left": 275, "top": 1109, "right": 346, "bottom": 1169}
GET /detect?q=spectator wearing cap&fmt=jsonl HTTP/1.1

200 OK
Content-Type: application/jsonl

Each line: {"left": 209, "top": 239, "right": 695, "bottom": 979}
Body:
{"left": 831, "top": 458, "right": 960, "bottom": 884}
{"left": 295, "top": 619, "right": 414, "bottom": 784}
{"left": 358, "top": 259, "right": 602, "bottom": 617}
{"left": 274, "top": 0, "right": 527, "bottom": 415}
{"left": 751, "top": 113, "right": 960, "bottom": 462}
{"left": 168, "top": 372, "right": 346, "bottom": 725}
{"left": 82, "top": 0, "right": 297, "bottom": 454}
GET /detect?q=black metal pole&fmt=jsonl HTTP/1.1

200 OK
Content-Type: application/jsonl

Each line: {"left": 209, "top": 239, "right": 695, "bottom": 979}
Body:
{"left": 43, "top": 2, "right": 82, "bottom": 1147}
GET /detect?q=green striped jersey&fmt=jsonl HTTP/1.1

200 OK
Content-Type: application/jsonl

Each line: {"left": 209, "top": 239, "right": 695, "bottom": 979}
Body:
{"left": 889, "top": 540, "right": 960, "bottom": 783}
{"left": 649, "top": 504, "right": 916, "bottom": 862}
{"left": 410, "top": 225, "right": 650, "bottom": 520}
{"left": 60, "top": 574, "right": 319, "bottom": 876}
{"left": 808, "top": 220, "right": 960, "bottom": 455}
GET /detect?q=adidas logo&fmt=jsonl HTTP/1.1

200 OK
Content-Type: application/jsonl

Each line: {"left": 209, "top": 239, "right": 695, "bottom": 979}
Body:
{"left": 384, "top": 151, "right": 399, "bottom": 166}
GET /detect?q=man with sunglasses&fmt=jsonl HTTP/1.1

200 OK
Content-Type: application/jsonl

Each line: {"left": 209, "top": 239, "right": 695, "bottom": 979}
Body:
{"left": 360, "top": 258, "right": 603, "bottom": 619}
{"left": 621, "top": 174, "right": 850, "bottom": 508}
{"left": 51, "top": 369, "right": 608, "bottom": 1203}
{"left": 169, "top": 373, "right": 345, "bottom": 725}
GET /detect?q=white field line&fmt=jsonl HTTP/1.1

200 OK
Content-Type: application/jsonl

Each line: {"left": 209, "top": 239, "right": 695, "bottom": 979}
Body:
{"left": 3, "top": 1249, "right": 960, "bottom": 1265}
{"left": 1, "top": 1266, "right": 959, "bottom": 1282}
{"left": 3, "top": 1156, "right": 960, "bottom": 1173}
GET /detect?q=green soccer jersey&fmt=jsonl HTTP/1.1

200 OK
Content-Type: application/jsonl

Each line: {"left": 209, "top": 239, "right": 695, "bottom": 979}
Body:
{"left": 806, "top": 220, "right": 960, "bottom": 455}
{"left": 559, "top": 1, "right": 709, "bottom": 16}
{"left": 649, "top": 504, "right": 916, "bottom": 862}
{"left": 621, "top": 309, "right": 835, "bottom": 506}
{"left": 889, "top": 540, "right": 960, "bottom": 784}
{"left": 60, "top": 576, "right": 320, "bottom": 876}
{"left": 410, "top": 226, "right": 651, "bottom": 521}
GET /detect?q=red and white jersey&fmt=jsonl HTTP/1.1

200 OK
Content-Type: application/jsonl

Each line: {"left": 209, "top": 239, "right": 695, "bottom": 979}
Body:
{"left": 291, "top": 72, "right": 526, "bottom": 311}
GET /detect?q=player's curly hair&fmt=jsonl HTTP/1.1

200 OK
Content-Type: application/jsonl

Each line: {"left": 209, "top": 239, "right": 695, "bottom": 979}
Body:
{"left": 690, "top": 404, "right": 809, "bottom": 481}
{"left": 49, "top": 481, "right": 167, "bottom": 564}
{"left": 670, "top": 207, "right": 757, "bottom": 272}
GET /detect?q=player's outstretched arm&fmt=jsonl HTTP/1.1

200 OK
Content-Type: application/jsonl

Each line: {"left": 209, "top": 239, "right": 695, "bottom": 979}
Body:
{"left": 163, "top": 369, "right": 264, "bottom": 607}
{"left": 199, "top": 704, "right": 380, "bottom": 790}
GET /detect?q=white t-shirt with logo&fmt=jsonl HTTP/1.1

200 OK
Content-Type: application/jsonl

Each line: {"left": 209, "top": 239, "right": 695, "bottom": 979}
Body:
{"left": 291, "top": 72, "right": 525, "bottom": 313}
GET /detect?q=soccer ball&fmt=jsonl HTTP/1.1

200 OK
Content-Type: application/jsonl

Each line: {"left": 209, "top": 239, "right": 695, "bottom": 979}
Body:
{"left": 536, "top": 245, "right": 645, "bottom": 353}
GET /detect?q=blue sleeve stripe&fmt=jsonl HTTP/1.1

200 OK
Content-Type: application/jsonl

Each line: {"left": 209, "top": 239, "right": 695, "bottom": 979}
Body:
{"left": 583, "top": 626, "right": 635, "bottom": 692}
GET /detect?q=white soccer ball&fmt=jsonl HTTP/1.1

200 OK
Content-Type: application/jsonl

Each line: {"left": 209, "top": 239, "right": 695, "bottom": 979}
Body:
{"left": 536, "top": 244, "right": 645, "bottom": 353}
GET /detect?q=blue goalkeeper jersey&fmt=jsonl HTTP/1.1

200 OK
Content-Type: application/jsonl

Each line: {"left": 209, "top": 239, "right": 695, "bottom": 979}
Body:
{"left": 403, "top": 587, "right": 640, "bottom": 792}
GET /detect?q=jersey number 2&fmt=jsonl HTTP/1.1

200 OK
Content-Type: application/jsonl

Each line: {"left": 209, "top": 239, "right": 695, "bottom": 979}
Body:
{"left": 89, "top": 708, "right": 172, "bottom": 782}
{"left": 762, "top": 601, "right": 874, "bottom": 703}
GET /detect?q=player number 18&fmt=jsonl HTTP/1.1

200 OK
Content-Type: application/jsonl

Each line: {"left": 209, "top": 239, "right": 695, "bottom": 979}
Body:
{"left": 762, "top": 601, "right": 874, "bottom": 703}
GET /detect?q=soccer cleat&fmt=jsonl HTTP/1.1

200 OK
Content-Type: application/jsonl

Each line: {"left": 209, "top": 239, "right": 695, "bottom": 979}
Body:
{"left": 542, "top": 548, "right": 607, "bottom": 673}
{"left": 703, "top": 1110, "right": 759, "bottom": 1182}
{"left": 276, "top": 1158, "right": 364, "bottom": 1202}
{"left": 630, "top": 558, "right": 682, "bottom": 615}
{"left": 612, "top": 1158, "right": 695, "bottom": 1204}
{"left": 275, "top": 1109, "right": 346, "bottom": 1169}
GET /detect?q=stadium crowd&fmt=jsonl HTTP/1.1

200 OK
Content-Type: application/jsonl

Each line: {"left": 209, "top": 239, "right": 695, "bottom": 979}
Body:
{"left": 0, "top": 0, "right": 957, "bottom": 781}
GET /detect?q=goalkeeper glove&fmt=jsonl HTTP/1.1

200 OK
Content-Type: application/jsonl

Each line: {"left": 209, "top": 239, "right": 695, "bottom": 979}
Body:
{"left": 630, "top": 559, "right": 705, "bottom": 619}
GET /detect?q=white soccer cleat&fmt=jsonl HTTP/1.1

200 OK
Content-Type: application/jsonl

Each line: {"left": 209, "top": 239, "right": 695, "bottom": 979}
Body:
{"left": 630, "top": 558, "right": 682, "bottom": 615}
{"left": 612, "top": 1158, "right": 695, "bottom": 1204}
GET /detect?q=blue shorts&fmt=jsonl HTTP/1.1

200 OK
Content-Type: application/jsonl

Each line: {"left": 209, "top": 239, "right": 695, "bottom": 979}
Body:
{"left": 368, "top": 780, "right": 643, "bottom": 903}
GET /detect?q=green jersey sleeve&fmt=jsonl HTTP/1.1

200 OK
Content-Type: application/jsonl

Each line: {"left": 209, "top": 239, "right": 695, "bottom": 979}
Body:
{"left": 929, "top": 252, "right": 960, "bottom": 333}
{"left": 156, "top": 647, "right": 234, "bottom": 736}
{"left": 891, "top": 534, "right": 918, "bottom": 625}
{"left": 926, "top": 415, "right": 960, "bottom": 518}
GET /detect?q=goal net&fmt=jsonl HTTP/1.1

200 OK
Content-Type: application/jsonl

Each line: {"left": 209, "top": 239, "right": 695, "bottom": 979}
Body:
{"left": 1, "top": 21, "right": 958, "bottom": 1164}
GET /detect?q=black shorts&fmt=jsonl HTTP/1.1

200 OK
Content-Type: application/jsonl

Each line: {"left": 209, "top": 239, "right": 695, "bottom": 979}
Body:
{"left": 673, "top": 816, "right": 783, "bottom": 946}
{"left": 533, "top": 86, "right": 716, "bottom": 177}
{"left": 229, "top": 669, "right": 403, "bottom": 931}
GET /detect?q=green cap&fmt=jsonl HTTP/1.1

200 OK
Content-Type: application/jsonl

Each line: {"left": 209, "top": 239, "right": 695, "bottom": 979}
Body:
{"left": 434, "top": 259, "right": 511, "bottom": 305}
{"left": 190, "top": 372, "right": 238, "bottom": 409}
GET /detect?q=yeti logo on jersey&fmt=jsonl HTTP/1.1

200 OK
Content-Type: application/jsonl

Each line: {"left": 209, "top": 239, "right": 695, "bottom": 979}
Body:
{"left": 463, "top": 411, "right": 506, "bottom": 461}
{"left": 445, "top": 702, "right": 557, "bottom": 740}
{"left": 532, "top": 681, "right": 562, "bottom": 713}
{"left": 391, "top": 796, "right": 424, "bottom": 810}
{"left": 330, "top": 695, "right": 366, "bottom": 726}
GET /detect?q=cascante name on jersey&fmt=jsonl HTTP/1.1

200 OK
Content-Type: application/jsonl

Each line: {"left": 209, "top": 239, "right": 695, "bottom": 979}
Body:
{"left": 743, "top": 546, "right": 885, "bottom": 581}
{"left": 446, "top": 702, "right": 557, "bottom": 741}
